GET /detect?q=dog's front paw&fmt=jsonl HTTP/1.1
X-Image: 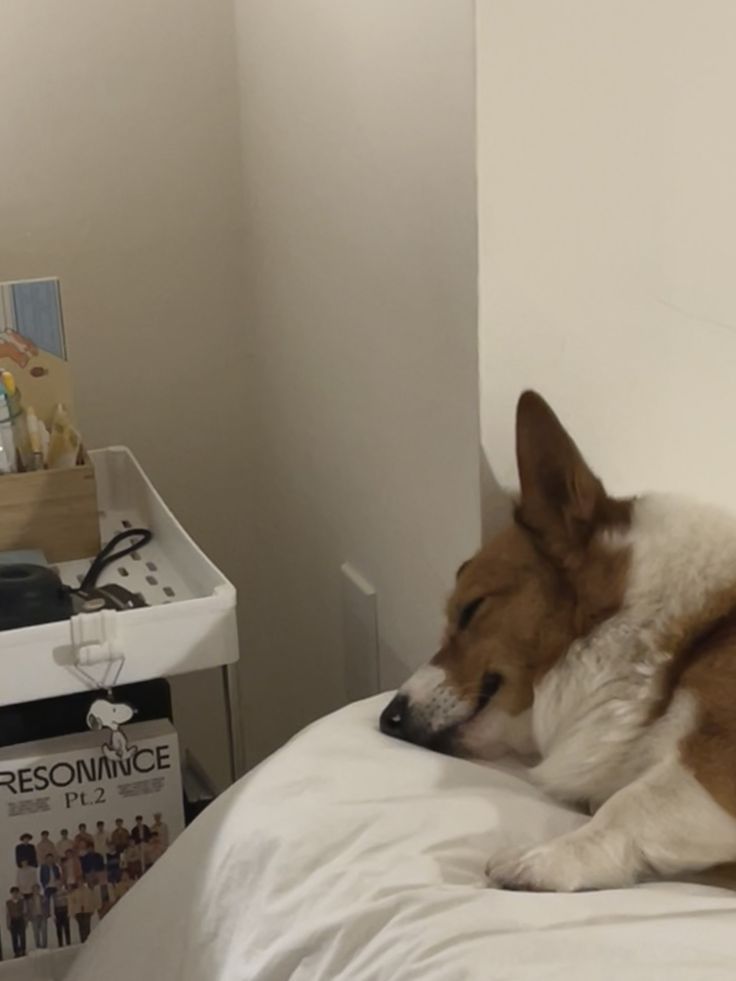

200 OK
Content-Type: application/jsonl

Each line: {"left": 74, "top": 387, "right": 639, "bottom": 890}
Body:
{"left": 485, "top": 843, "right": 576, "bottom": 892}
{"left": 485, "top": 833, "right": 636, "bottom": 892}
{"left": 485, "top": 840, "right": 596, "bottom": 893}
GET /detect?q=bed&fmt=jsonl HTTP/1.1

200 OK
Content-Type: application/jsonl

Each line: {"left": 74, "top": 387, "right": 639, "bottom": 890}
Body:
{"left": 59, "top": 694, "right": 736, "bottom": 980}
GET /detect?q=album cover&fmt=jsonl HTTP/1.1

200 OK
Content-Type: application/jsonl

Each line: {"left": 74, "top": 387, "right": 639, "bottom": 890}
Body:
{"left": 0, "top": 719, "right": 183, "bottom": 958}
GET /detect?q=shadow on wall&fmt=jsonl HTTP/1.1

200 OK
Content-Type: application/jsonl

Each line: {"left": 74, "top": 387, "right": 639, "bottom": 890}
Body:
{"left": 378, "top": 452, "right": 509, "bottom": 695}
{"left": 480, "top": 450, "right": 513, "bottom": 543}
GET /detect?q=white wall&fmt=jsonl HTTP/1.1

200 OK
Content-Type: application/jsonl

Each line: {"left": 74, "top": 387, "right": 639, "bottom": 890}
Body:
{"left": 0, "top": 0, "right": 246, "bottom": 789}
{"left": 235, "top": 0, "right": 481, "bottom": 762}
{"left": 478, "top": 1, "right": 736, "bottom": 509}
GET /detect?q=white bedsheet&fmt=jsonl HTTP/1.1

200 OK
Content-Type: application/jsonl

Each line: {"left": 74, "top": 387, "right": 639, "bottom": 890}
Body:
{"left": 67, "top": 695, "right": 736, "bottom": 980}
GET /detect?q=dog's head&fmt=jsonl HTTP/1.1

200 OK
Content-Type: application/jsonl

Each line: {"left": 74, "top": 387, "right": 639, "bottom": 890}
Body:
{"left": 379, "top": 391, "right": 632, "bottom": 759}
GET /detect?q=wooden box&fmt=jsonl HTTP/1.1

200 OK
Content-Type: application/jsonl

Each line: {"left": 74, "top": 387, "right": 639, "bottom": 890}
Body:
{"left": 0, "top": 459, "right": 100, "bottom": 562}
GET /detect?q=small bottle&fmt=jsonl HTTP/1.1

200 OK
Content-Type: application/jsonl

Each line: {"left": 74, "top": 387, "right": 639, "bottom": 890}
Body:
{"left": 0, "top": 385, "right": 17, "bottom": 473}
{"left": 0, "top": 372, "right": 30, "bottom": 471}
{"left": 47, "top": 404, "right": 81, "bottom": 469}
{"left": 25, "top": 406, "right": 44, "bottom": 471}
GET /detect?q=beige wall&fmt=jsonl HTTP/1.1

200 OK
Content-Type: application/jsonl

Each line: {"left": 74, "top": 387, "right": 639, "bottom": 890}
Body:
{"left": 478, "top": 1, "right": 736, "bottom": 510}
{"left": 0, "top": 0, "right": 246, "bottom": 789}
{"left": 235, "top": 0, "right": 481, "bottom": 762}
{"left": 0, "top": 0, "right": 482, "bottom": 776}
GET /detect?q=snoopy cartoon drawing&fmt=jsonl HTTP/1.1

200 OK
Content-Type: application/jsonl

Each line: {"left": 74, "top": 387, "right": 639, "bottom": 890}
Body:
{"left": 86, "top": 698, "right": 137, "bottom": 761}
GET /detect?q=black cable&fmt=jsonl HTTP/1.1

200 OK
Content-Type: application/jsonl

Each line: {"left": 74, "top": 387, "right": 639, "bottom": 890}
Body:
{"left": 77, "top": 528, "right": 153, "bottom": 592}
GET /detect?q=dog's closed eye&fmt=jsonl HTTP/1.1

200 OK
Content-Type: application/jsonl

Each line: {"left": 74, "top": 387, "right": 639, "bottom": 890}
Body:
{"left": 476, "top": 672, "right": 503, "bottom": 711}
{"left": 458, "top": 596, "right": 486, "bottom": 630}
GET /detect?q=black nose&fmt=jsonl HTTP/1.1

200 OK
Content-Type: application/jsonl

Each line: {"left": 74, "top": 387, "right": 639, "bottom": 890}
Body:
{"left": 379, "top": 694, "right": 410, "bottom": 739}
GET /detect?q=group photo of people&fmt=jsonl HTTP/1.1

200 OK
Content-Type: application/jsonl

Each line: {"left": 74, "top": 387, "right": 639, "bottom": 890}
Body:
{"left": 3, "top": 812, "right": 169, "bottom": 959}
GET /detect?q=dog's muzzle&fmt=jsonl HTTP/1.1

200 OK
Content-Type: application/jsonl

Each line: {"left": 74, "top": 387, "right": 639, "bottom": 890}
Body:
{"left": 379, "top": 692, "right": 460, "bottom": 754}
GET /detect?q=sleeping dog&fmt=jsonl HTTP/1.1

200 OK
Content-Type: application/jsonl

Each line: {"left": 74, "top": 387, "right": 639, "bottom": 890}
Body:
{"left": 380, "top": 391, "right": 736, "bottom": 891}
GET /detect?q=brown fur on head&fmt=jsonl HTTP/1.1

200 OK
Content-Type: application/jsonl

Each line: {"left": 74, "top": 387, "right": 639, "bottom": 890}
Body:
{"left": 380, "top": 391, "right": 632, "bottom": 757}
{"left": 439, "top": 524, "right": 575, "bottom": 723}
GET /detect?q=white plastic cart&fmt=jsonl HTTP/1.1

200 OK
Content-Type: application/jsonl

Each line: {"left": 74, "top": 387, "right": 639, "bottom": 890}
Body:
{"left": 0, "top": 446, "right": 243, "bottom": 780}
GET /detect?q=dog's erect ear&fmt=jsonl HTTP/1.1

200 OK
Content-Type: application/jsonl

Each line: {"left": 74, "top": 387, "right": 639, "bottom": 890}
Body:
{"left": 515, "top": 391, "right": 607, "bottom": 555}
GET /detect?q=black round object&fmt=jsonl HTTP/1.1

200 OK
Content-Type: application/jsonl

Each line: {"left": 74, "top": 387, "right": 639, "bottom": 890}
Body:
{"left": 0, "top": 564, "right": 73, "bottom": 632}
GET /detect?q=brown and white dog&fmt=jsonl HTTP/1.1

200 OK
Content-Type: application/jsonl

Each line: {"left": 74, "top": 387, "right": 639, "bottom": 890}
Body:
{"left": 380, "top": 391, "right": 736, "bottom": 891}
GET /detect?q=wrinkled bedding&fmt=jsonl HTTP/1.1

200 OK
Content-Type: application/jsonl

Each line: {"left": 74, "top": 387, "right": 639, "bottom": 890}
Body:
{"left": 66, "top": 695, "right": 736, "bottom": 980}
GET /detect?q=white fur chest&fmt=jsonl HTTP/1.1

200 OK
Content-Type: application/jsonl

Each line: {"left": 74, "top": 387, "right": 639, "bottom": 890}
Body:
{"left": 529, "top": 619, "right": 671, "bottom": 806}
